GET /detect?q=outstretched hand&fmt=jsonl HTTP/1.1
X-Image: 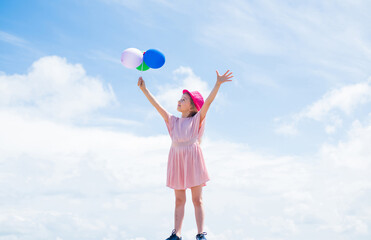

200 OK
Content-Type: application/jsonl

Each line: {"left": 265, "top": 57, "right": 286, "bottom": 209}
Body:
{"left": 216, "top": 70, "right": 233, "bottom": 85}
{"left": 138, "top": 76, "right": 146, "bottom": 91}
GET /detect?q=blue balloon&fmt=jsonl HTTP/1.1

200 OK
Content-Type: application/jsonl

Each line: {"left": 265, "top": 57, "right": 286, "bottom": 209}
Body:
{"left": 143, "top": 49, "right": 165, "bottom": 69}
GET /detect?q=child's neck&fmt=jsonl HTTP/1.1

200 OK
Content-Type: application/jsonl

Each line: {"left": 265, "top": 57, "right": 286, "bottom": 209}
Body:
{"left": 181, "top": 111, "right": 192, "bottom": 118}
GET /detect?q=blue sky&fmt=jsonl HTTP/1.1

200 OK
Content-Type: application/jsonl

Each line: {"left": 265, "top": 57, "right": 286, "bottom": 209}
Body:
{"left": 1, "top": 0, "right": 371, "bottom": 239}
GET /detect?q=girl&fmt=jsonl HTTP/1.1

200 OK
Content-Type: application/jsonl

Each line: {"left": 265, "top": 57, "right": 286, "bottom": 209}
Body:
{"left": 138, "top": 70, "right": 233, "bottom": 240}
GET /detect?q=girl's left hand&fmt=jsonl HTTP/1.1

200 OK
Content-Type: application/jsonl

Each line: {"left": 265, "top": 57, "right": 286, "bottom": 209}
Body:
{"left": 216, "top": 70, "right": 233, "bottom": 85}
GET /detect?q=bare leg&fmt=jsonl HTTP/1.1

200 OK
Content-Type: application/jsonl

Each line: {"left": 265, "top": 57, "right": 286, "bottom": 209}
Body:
{"left": 191, "top": 184, "right": 204, "bottom": 234}
{"left": 174, "top": 189, "right": 186, "bottom": 237}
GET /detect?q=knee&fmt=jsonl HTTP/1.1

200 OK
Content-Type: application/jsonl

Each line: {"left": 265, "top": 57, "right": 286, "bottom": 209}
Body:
{"left": 192, "top": 197, "right": 203, "bottom": 207}
{"left": 175, "top": 197, "right": 186, "bottom": 206}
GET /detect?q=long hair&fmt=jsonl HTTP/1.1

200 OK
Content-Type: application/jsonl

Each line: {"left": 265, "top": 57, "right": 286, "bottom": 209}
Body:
{"left": 184, "top": 92, "right": 203, "bottom": 144}
{"left": 184, "top": 92, "right": 198, "bottom": 118}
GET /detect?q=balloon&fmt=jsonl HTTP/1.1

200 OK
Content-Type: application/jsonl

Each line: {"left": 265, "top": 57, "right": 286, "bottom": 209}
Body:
{"left": 136, "top": 61, "right": 150, "bottom": 71}
{"left": 121, "top": 48, "right": 143, "bottom": 68}
{"left": 143, "top": 49, "right": 165, "bottom": 69}
{"left": 137, "top": 51, "right": 150, "bottom": 71}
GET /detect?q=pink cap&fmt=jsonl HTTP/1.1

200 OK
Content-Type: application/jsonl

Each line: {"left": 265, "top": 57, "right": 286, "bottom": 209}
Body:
{"left": 183, "top": 89, "right": 204, "bottom": 111}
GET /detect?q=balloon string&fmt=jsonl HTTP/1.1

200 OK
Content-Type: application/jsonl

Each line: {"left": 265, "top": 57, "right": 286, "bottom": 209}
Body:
{"left": 141, "top": 55, "right": 144, "bottom": 71}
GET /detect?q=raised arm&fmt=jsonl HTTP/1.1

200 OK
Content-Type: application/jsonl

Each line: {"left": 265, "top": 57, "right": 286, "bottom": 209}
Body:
{"left": 138, "top": 76, "right": 170, "bottom": 123}
{"left": 199, "top": 70, "right": 233, "bottom": 123}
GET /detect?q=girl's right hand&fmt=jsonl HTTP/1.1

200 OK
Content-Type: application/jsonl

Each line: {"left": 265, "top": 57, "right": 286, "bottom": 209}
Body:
{"left": 138, "top": 76, "right": 146, "bottom": 91}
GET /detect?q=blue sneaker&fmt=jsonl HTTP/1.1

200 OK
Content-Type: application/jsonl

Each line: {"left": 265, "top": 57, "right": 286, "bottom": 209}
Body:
{"left": 166, "top": 229, "right": 182, "bottom": 240}
{"left": 196, "top": 232, "right": 207, "bottom": 240}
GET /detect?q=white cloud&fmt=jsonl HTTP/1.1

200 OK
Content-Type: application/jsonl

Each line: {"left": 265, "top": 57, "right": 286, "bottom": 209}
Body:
{"left": 302, "top": 81, "right": 371, "bottom": 120}
{"left": 1, "top": 56, "right": 371, "bottom": 239}
{"left": 0, "top": 109, "right": 172, "bottom": 239}
{"left": 0, "top": 30, "right": 28, "bottom": 48}
{"left": 321, "top": 118, "right": 371, "bottom": 170}
{"left": 198, "top": 0, "right": 371, "bottom": 60}
{"left": 0, "top": 30, "right": 43, "bottom": 55}
{"left": 0, "top": 110, "right": 169, "bottom": 189}
{"left": 275, "top": 78, "right": 371, "bottom": 135}
{"left": 1, "top": 105, "right": 371, "bottom": 239}
{"left": 196, "top": 0, "right": 371, "bottom": 93}
{"left": 0, "top": 56, "right": 118, "bottom": 123}
{"left": 274, "top": 122, "right": 299, "bottom": 136}
{"left": 205, "top": 122, "right": 371, "bottom": 237}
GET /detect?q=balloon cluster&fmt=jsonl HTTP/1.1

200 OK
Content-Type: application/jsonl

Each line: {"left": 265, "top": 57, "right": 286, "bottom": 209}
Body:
{"left": 121, "top": 48, "right": 165, "bottom": 71}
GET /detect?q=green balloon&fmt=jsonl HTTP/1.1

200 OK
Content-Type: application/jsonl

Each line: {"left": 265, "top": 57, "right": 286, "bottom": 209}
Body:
{"left": 137, "top": 51, "right": 150, "bottom": 71}
{"left": 137, "top": 61, "right": 150, "bottom": 71}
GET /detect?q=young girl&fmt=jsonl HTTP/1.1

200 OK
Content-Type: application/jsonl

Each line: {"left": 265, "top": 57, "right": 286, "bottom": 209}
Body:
{"left": 138, "top": 70, "right": 233, "bottom": 240}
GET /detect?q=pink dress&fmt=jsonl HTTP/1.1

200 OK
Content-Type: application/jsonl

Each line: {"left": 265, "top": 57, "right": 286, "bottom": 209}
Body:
{"left": 165, "top": 111, "right": 210, "bottom": 190}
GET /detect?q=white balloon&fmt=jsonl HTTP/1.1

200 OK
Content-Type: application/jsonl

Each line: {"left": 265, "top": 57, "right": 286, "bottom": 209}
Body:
{"left": 121, "top": 48, "right": 143, "bottom": 69}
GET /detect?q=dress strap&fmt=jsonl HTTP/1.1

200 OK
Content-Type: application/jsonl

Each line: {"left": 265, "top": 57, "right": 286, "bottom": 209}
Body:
{"left": 171, "top": 137, "right": 199, "bottom": 147}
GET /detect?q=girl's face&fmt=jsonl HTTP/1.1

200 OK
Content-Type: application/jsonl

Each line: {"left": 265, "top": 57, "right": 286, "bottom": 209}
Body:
{"left": 177, "top": 94, "right": 193, "bottom": 112}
